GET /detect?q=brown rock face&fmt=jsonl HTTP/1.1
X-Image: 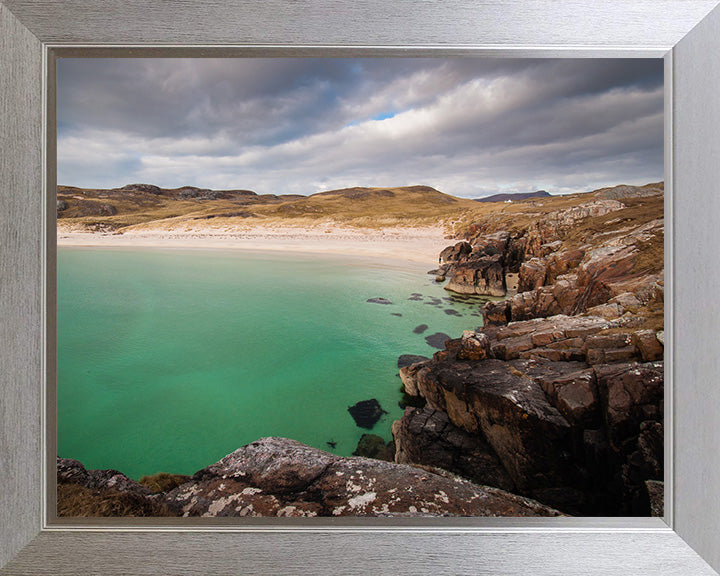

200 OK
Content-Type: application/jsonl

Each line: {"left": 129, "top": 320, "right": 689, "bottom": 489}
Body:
{"left": 400, "top": 184, "right": 664, "bottom": 516}
{"left": 165, "top": 437, "right": 562, "bottom": 517}
{"left": 518, "top": 259, "right": 547, "bottom": 293}
{"left": 456, "top": 330, "right": 492, "bottom": 361}
{"left": 594, "top": 362, "right": 664, "bottom": 449}
{"left": 393, "top": 407, "right": 515, "bottom": 491}
{"left": 445, "top": 254, "right": 506, "bottom": 296}
{"left": 394, "top": 314, "right": 664, "bottom": 515}
{"left": 440, "top": 241, "right": 472, "bottom": 264}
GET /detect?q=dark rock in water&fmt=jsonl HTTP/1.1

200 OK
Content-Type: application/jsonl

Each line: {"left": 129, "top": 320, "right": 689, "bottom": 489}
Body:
{"left": 367, "top": 297, "right": 392, "bottom": 305}
{"left": 397, "top": 354, "right": 430, "bottom": 369}
{"left": 425, "top": 332, "right": 451, "bottom": 349}
{"left": 391, "top": 312, "right": 403, "bottom": 317}
{"left": 348, "top": 399, "right": 387, "bottom": 429}
{"left": 413, "top": 324, "right": 429, "bottom": 334}
{"left": 444, "top": 308, "right": 461, "bottom": 316}
{"left": 327, "top": 440, "right": 337, "bottom": 450}
{"left": 408, "top": 295, "right": 424, "bottom": 301}
{"left": 411, "top": 292, "right": 423, "bottom": 297}
{"left": 353, "top": 434, "right": 395, "bottom": 461}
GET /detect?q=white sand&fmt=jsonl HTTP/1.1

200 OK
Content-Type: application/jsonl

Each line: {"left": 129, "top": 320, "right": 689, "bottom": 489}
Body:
{"left": 56, "top": 225, "right": 451, "bottom": 265}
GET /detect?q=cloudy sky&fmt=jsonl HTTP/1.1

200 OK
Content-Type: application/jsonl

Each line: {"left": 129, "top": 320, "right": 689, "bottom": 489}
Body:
{"left": 57, "top": 58, "right": 663, "bottom": 198}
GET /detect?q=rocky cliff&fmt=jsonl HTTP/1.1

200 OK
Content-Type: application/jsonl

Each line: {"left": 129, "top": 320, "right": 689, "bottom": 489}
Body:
{"left": 57, "top": 438, "right": 561, "bottom": 517}
{"left": 394, "top": 183, "right": 664, "bottom": 516}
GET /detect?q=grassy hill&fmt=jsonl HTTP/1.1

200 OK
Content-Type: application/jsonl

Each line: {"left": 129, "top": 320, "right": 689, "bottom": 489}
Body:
{"left": 56, "top": 184, "right": 479, "bottom": 232}
{"left": 56, "top": 182, "right": 663, "bottom": 235}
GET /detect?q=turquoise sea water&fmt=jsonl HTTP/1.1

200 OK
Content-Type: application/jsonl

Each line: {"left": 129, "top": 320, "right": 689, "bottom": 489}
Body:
{"left": 57, "top": 247, "right": 488, "bottom": 479}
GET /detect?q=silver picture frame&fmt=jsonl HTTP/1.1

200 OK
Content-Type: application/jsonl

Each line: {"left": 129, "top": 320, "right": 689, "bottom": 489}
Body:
{"left": 2, "top": 1, "right": 720, "bottom": 574}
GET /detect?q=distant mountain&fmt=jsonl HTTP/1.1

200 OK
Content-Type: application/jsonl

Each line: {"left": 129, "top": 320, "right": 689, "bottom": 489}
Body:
{"left": 474, "top": 190, "right": 551, "bottom": 203}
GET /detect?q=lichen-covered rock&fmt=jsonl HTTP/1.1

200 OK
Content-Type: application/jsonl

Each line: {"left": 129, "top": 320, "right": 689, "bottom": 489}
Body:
{"left": 165, "top": 437, "right": 562, "bottom": 517}
{"left": 57, "top": 457, "right": 151, "bottom": 495}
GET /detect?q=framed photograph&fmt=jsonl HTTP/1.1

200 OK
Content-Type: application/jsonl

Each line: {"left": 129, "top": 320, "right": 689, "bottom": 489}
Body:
{"left": 2, "top": 1, "right": 720, "bottom": 574}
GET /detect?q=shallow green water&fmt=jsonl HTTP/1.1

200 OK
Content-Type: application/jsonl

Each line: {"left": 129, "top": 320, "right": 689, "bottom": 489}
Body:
{"left": 57, "top": 247, "right": 488, "bottom": 479}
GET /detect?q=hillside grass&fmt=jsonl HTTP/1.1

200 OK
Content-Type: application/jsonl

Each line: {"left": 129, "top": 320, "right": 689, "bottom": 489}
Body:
{"left": 57, "top": 185, "right": 480, "bottom": 232}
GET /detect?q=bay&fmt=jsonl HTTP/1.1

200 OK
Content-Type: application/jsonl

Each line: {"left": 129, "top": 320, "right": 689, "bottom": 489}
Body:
{"left": 57, "top": 247, "right": 487, "bottom": 479}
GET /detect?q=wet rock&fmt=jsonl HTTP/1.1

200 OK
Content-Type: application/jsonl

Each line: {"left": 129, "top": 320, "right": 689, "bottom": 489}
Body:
{"left": 348, "top": 399, "right": 387, "bottom": 429}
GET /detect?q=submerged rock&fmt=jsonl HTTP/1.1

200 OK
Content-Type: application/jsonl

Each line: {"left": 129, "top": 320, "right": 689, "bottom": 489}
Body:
{"left": 413, "top": 324, "right": 429, "bottom": 334}
{"left": 348, "top": 399, "right": 387, "bottom": 429}
{"left": 353, "top": 433, "right": 395, "bottom": 461}
{"left": 425, "top": 332, "right": 451, "bottom": 349}
{"left": 367, "top": 297, "right": 393, "bottom": 305}
{"left": 397, "top": 354, "right": 430, "bottom": 369}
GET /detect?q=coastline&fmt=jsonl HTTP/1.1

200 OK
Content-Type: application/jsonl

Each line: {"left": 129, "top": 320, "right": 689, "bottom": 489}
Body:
{"left": 56, "top": 225, "right": 449, "bottom": 265}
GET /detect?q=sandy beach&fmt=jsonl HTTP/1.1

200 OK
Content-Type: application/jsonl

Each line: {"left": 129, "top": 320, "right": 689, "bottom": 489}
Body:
{"left": 56, "top": 224, "right": 451, "bottom": 265}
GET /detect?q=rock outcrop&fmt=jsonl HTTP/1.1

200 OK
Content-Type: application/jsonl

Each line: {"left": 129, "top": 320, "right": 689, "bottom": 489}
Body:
{"left": 164, "top": 438, "right": 561, "bottom": 517}
{"left": 396, "top": 321, "right": 664, "bottom": 515}
{"left": 398, "top": 183, "right": 664, "bottom": 516}
{"left": 57, "top": 439, "right": 563, "bottom": 518}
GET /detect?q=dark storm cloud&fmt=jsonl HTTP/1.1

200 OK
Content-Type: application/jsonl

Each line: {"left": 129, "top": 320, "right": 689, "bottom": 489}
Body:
{"left": 57, "top": 58, "right": 663, "bottom": 196}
